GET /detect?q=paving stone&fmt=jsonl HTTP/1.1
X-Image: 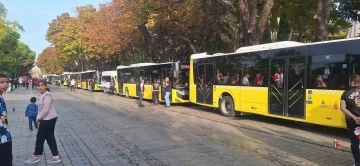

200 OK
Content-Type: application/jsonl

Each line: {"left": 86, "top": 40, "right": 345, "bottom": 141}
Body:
{"left": 5, "top": 86, "right": 356, "bottom": 166}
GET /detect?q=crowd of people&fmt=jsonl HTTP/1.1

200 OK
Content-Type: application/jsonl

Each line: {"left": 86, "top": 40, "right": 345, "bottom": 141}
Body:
{"left": 137, "top": 76, "right": 171, "bottom": 108}
{"left": 9, "top": 76, "right": 39, "bottom": 91}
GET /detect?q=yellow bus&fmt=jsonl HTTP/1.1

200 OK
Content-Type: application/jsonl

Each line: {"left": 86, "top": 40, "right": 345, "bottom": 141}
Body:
{"left": 116, "top": 62, "right": 190, "bottom": 103}
{"left": 60, "top": 72, "right": 74, "bottom": 86}
{"left": 80, "top": 70, "right": 102, "bottom": 91}
{"left": 189, "top": 38, "right": 360, "bottom": 128}
{"left": 43, "top": 74, "right": 59, "bottom": 84}
{"left": 68, "top": 72, "right": 81, "bottom": 88}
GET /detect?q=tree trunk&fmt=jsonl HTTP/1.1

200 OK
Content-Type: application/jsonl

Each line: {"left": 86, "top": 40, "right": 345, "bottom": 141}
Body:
{"left": 214, "top": 0, "right": 274, "bottom": 46}
{"left": 315, "top": 0, "right": 330, "bottom": 41}
{"left": 288, "top": 28, "right": 293, "bottom": 41}
{"left": 255, "top": 0, "right": 274, "bottom": 44}
{"left": 137, "top": 22, "right": 161, "bottom": 61}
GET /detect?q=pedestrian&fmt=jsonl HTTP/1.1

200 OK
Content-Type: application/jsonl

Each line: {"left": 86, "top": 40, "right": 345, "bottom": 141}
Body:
{"left": 70, "top": 79, "right": 75, "bottom": 91}
{"left": 137, "top": 77, "right": 145, "bottom": 107}
{"left": 0, "top": 74, "right": 13, "bottom": 166}
{"left": 10, "top": 78, "right": 14, "bottom": 91}
{"left": 31, "top": 78, "right": 35, "bottom": 89}
{"left": 25, "top": 97, "right": 38, "bottom": 131}
{"left": 22, "top": 77, "right": 26, "bottom": 89}
{"left": 26, "top": 78, "right": 30, "bottom": 89}
{"left": 32, "top": 77, "right": 38, "bottom": 90}
{"left": 340, "top": 75, "right": 360, "bottom": 166}
{"left": 19, "top": 77, "right": 23, "bottom": 89}
{"left": 14, "top": 78, "right": 18, "bottom": 89}
{"left": 67, "top": 79, "right": 70, "bottom": 89}
{"left": 89, "top": 79, "right": 93, "bottom": 92}
{"left": 164, "top": 77, "right": 171, "bottom": 107}
{"left": 90, "top": 79, "right": 95, "bottom": 92}
{"left": 152, "top": 79, "right": 160, "bottom": 105}
{"left": 25, "top": 80, "right": 60, "bottom": 164}
{"left": 109, "top": 78, "right": 115, "bottom": 95}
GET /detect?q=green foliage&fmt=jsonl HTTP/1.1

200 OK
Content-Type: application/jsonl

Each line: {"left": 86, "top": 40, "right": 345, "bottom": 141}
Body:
{"left": 0, "top": 3, "right": 36, "bottom": 77}
{"left": 335, "top": 0, "right": 360, "bottom": 21}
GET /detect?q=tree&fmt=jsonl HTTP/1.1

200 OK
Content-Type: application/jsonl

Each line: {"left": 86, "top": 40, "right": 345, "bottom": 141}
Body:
{"left": 335, "top": 0, "right": 360, "bottom": 21}
{"left": 314, "top": 0, "right": 331, "bottom": 41}
{"left": 214, "top": 0, "right": 274, "bottom": 46}
{"left": 36, "top": 47, "right": 64, "bottom": 74}
{"left": 0, "top": 23, "right": 35, "bottom": 76}
{"left": 39, "top": 0, "right": 356, "bottom": 74}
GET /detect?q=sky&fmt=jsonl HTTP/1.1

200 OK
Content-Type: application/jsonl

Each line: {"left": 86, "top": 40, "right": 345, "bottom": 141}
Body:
{"left": 2, "top": 0, "right": 109, "bottom": 57}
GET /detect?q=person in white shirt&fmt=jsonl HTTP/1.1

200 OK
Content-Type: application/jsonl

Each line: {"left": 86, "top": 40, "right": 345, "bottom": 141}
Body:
{"left": 70, "top": 79, "right": 76, "bottom": 91}
{"left": 242, "top": 73, "right": 250, "bottom": 86}
{"left": 19, "top": 77, "right": 23, "bottom": 89}
{"left": 138, "top": 77, "right": 145, "bottom": 107}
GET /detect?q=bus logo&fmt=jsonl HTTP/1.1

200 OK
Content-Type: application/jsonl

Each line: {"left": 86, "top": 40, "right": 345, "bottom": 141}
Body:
{"left": 333, "top": 102, "right": 339, "bottom": 109}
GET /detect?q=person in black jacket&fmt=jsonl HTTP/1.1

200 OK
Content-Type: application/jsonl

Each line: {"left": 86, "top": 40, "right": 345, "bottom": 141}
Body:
{"left": 164, "top": 77, "right": 171, "bottom": 107}
{"left": 340, "top": 74, "right": 360, "bottom": 166}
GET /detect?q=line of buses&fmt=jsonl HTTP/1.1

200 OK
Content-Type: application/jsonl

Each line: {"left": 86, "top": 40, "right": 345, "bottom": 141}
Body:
{"left": 50, "top": 38, "right": 360, "bottom": 129}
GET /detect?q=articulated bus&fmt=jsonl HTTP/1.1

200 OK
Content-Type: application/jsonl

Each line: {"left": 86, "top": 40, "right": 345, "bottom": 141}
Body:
{"left": 116, "top": 62, "right": 190, "bottom": 103}
{"left": 80, "top": 70, "right": 102, "bottom": 91}
{"left": 189, "top": 38, "right": 360, "bottom": 128}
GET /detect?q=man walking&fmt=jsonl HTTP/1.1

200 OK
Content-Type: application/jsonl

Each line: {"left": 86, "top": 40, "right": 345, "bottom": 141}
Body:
{"left": 340, "top": 75, "right": 360, "bottom": 166}
{"left": 70, "top": 79, "right": 75, "bottom": 91}
{"left": 32, "top": 77, "right": 38, "bottom": 90}
{"left": 137, "top": 77, "right": 145, "bottom": 107}
{"left": 89, "top": 79, "right": 95, "bottom": 92}
{"left": 109, "top": 78, "right": 115, "bottom": 95}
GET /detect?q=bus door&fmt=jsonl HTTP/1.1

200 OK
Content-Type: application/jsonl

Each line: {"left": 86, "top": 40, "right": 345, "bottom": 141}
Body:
{"left": 161, "top": 67, "right": 172, "bottom": 101}
{"left": 196, "top": 64, "right": 214, "bottom": 105}
{"left": 269, "top": 57, "right": 306, "bottom": 118}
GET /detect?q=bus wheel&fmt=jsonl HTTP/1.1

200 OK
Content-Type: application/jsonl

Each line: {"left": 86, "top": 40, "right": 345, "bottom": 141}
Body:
{"left": 219, "top": 96, "right": 235, "bottom": 117}
{"left": 125, "top": 88, "right": 129, "bottom": 98}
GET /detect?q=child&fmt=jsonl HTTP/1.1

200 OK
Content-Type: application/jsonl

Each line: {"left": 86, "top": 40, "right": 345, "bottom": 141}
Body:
{"left": 0, "top": 74, "right": 13, "bottom": 166}
{"left": 25, "top": 80, "right": 61, "bottom": 164}
{"left": 25, "top": 97, "right": 38, "bottom": 131}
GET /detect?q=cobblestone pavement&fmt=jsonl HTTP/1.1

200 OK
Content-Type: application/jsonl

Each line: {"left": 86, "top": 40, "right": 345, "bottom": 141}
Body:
{"left": 4, "top": 86, "right": 356, "bottom": 166}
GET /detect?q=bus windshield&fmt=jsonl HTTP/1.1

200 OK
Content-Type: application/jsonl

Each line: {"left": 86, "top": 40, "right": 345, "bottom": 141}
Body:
{"left": 173, "top": 63, "right": 190, "bottom": 88}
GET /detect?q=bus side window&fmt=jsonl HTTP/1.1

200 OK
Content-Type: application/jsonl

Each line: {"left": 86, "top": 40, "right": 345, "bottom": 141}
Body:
{"left": 308, "top": 54, "right": 348, "bottom": 90}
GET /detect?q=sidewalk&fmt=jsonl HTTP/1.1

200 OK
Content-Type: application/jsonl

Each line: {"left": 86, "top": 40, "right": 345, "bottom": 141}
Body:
{"left": 4, "top": 86, "right": 355, "bottom": 166}
{"left": 5, "top": 88, "right": 66, "bottom": 166}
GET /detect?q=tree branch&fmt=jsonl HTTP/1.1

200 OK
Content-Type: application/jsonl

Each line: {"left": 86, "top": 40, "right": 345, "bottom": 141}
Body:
{"left": 179, "top": 36, "right": 197, "bottom": 54}
{"left": 213, "top": 0, "right": 239, "bottom": 18}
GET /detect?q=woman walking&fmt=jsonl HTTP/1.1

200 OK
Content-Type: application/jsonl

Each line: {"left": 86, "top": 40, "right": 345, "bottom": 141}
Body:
{"left": 25, "top": 80, "right": 61, "bottom": 164}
